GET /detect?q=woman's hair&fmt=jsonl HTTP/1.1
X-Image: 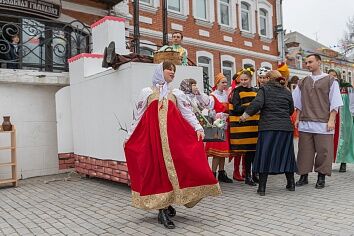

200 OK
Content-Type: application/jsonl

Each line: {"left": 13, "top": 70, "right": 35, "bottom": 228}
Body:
{"left": 328, "top": 68, "right": 341, "bottom": 79}
{"left": 266, "top": 70, "right": 286, "bottom": 85}
{"left": 240, "top": 67, "right": 255, "bottom": 79}
{"left": 188, "top": 78, "right": 197, "bottom": 85}
{"left": 163, "top": 61, "right": 176, "bottom": 72}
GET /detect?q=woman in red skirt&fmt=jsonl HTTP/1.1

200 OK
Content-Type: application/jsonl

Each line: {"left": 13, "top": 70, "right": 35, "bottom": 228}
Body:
{"left": 124, "top": 62, "right": 221, "bottom": 229}
{"left": 205, "top": 73, "right": 233, "bottom": 183}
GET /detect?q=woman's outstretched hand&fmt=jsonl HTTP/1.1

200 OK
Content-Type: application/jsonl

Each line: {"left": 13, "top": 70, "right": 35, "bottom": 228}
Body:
{"left": 196, "top": 130, "right": 205, "bottom": 141}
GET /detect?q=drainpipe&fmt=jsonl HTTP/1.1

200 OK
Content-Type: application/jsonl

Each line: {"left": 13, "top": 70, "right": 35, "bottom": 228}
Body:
{"left": 279, "top": 0, "right": 285, "bottom": 62}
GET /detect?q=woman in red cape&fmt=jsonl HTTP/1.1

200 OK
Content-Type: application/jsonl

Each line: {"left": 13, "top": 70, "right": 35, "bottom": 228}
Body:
{"left": 124, "top": 62, "right": 221, "bottom": 229}
{"left": 205, "top": 73, "right": 233, "bottom": 183}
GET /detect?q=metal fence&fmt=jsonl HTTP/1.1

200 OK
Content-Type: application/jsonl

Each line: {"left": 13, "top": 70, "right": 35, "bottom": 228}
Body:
{"left": 0, "top": 13, "right": 91, "bottom": 72}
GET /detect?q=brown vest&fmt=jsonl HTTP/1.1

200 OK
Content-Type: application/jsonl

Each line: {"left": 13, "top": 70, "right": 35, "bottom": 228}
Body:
{"left": 298, "top": 75, "right": 334, "bottom": 122}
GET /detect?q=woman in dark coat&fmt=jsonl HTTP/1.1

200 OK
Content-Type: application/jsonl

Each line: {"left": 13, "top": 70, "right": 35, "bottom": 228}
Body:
{"left": 240, "top": 70, "right": 297, "bottom": 196}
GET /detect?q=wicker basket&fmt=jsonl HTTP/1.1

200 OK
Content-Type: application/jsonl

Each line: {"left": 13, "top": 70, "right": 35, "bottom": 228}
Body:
{"left": 153, "top": 47, "right": 181, "bottom": 65}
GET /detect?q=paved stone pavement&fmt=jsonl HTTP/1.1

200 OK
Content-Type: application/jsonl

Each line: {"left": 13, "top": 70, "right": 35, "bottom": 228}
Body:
{"left": 0, "top": 163, "right": 354, "bottom": 236}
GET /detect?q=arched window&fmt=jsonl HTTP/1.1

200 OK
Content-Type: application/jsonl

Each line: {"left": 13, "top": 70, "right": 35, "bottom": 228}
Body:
{"left": 196, "top": 0, "right": 208, "bottom": 20}
{"left": 241, "top": 2, "right": 251, "bottom": 32}
{"left": 221, "top": 55, "right": 236, "bottom": 86}
{"left": 242, "top": 59, "right": 256, "bottom": 86}
{"left": 296, "top": 54, "right": 303, "bottom": 69}
{"left": 348, "top": 71, "right": 352, "bottom": 84}
{"left": 168, "top": 0, "right": 182, "bottom": 13}
{"left": 198, "top": 56, "right": 212, "bottom": 83}
{"left": 219, "top": 0, "right": 231, "bottom": 26}
{"left": 259, "top": 8, "right": 268, "bottom": 36}
{"left": 258, "top": 0, "right": 273, "bottom": 38}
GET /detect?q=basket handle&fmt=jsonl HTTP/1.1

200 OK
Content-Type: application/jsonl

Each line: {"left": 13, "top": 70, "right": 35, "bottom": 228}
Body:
{"left": 163, "top": 46, "right": 175, "bottom": 52}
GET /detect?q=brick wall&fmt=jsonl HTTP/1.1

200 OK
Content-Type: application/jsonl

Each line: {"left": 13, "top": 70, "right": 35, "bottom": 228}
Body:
{"left": 73, "top": 155, "right": 130, "bottom": 185}
{"left": 58, "top": 153, "right": 76, "bottom": 170}
{"left": 128, "top": 0, "right": 280, "bottom": 77}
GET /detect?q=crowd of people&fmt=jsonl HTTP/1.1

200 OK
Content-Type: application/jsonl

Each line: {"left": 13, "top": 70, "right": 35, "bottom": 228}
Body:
{"left": 123, "top": 53, "right": 354, "bottom": 229}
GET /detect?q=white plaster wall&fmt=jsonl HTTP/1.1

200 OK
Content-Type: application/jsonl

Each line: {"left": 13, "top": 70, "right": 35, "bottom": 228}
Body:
{"left": 0, "top": 83, "right": 62, "bottom": 179}
{"left": 56, "top": 87, "right": 73, "bottom": 153}
{"left": 64, "top": 62, "right": 203, "bottom": 161}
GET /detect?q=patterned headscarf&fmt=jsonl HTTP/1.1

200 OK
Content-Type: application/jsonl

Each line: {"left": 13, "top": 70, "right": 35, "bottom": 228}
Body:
{"left": 180, "top": 79, "right": 193, "bottom": 94}
{"left": 152, "top": 63, "right": 169, "bottom": 101}
{"left": 212, "top": 73, "right": 226, "bottom": 91}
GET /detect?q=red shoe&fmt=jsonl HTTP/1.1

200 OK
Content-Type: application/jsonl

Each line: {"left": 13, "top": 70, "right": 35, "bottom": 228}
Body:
{"left": 233, "top": 155, "right": 245, "bottom": 181}
{"left": 241, "top": 155, "right": 246, "bottom": 178}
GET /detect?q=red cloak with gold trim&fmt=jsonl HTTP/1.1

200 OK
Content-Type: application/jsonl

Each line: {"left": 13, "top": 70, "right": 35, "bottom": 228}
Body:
{"left": 124, "top": 92, "right": 221, "bottom": 210}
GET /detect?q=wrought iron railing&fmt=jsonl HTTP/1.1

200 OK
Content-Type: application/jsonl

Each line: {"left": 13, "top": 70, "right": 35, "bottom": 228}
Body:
{"left": 0, "top": 13, "right": 91, "bottom": 72}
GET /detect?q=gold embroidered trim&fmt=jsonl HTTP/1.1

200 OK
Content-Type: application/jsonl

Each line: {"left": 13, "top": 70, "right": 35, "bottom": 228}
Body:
{"left": 131, "top": 183, "right": 221, "bottom": 210}
{"left": 158, "top": 97, "right": 180, "bottom": 190}
{"left": 134, "top": 90, "right": 221, "bottom": 210}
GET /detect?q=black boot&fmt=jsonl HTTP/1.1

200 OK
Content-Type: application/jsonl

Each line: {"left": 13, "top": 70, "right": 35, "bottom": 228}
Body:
{"left": 315, "top": 173, "right": 326, "bottom": 189}
{"left": 285, "top": 172, "right": 295, "bottom": 191}
{"left": 167, "top": 205, "right": 176, "bottom": 217}
{"left": 295, "top": 174, "right": 308, "bottom": 186}
{"left": 339, "top": 163, "right": 347, "bottom": 172}
{"left": 252, "top": 173, "right": 259, "bottom": 183}
{"left": 158, "top": 209, "right": 175, "bottom": 229}
{"left": 257, "top": 173, "right": 268, "bottom": 196}
{"left": 106, "top": 41, "right": 116, "bottom": 64}
{"left": 102, "top": 47, "right": 109, "bottom": 68}
{"left": 245, "top": 173, "right": 257, "bottom": 186}
{"left": 218, "top": 170, "right": 233, "bottom": 183}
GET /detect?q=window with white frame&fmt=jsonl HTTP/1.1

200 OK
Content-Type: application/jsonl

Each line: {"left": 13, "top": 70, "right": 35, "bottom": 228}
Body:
{"left": 168, "top": 0, "right": 182, "bottom": 13}
{"left": 242, "top": 59, "right": 256, "bottom": 86}
{"left": 219, "top": 0, "right": 231, "bottom": 26}
{"left": 195, "top": 0, "right": 208, "bottom": 20}
{"left": 198, "top": 56, "right": 213, "bottom": 86}
{"left": 258, "top": 0, "right": 273, "bottom": 38}
{"left": 259, "top": 8, "right": 268, "bottom": 36}
{"left": 222, "top": 61, "right": 234, "bottom": 86}
{"left": 348, "top": 71, "right": 352, "bottom": 84}
{"left": 241, "top": 2, "right": 251, "bottom": 32}
{"left": 140, "top": 0, "right": 153, "bottom": 5}
{"left": 296, "top": 54, "right": 303, "bottom": 69}
{"left": 342, "top": 70, "right": 347, "bottom": 81}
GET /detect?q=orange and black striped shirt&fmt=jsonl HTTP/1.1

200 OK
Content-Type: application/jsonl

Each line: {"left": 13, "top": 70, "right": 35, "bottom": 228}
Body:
{"left": 229, "top": 86, "right": 259, "bottom": 152}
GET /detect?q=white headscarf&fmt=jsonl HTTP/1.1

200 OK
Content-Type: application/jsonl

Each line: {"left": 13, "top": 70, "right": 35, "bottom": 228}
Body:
{"left": 152, "top": 63, "right": 169, "bottom": 101}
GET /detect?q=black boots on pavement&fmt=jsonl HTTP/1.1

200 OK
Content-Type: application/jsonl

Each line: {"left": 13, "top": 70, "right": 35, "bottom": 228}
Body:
{"left": 158, "top": 207, "right": 176, "bottom": 229}
{"left": 295, "top": 174, "right": 308, "bottom": 186}
{"left": 257, "top": 173, "right": 268, "bottom": 196}
{"left": 315, "top": 173, "right": 326, "bottom": 189}
{"left": 339, "top": 163, "right": 347, "bottom": 172}
{"left": 296, "top": 173, "right": 327, "bottom": 189}
{"left": 285, "top": 172, "right": 295, "bottom": 191}
{"left": 218, "top": 170, "right": 233, "bottom": 183}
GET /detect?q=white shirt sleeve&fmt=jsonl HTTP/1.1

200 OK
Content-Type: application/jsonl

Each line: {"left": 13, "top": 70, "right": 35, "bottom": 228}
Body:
{"left": 125, "top": 87, "right": 153, "bottom": 141}
{"left": 173, "top": 89, "right": 203, "bottom": 132}
{"left": 292, "top": 86, "right": 302, "bottom": 111}
{"left": 329, "top": 80, "right": 343, "bottom": 112}
{"left": 195, "top": 92, "right": 212, "bottom": 109}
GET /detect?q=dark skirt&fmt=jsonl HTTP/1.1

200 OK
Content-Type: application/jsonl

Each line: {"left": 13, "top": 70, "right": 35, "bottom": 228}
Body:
{"left": 253, "top": 131, "right": 297, "bottom": 174}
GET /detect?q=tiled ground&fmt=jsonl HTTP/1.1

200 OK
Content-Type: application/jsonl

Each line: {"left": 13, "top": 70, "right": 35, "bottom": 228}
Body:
{"left": 0, "top": 163, "right": 354, "bottom": 236}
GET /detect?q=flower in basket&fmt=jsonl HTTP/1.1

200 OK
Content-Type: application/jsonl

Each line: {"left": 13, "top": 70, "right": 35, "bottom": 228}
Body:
{"left": 213, "top": 118, "right": 226, "bottom": 129}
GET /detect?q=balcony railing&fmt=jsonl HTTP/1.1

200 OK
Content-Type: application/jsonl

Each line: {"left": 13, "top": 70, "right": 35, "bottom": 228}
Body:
{"left": 0, "top": 13, "right": 91, "bottom": 72}
{"left": 0, "top": 13, "right": 212, "bottom": 92}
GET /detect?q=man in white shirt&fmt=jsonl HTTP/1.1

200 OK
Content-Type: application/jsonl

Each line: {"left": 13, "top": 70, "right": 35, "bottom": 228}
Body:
{"left": 293, "top": 54, "right": 343, "bottom": 189}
